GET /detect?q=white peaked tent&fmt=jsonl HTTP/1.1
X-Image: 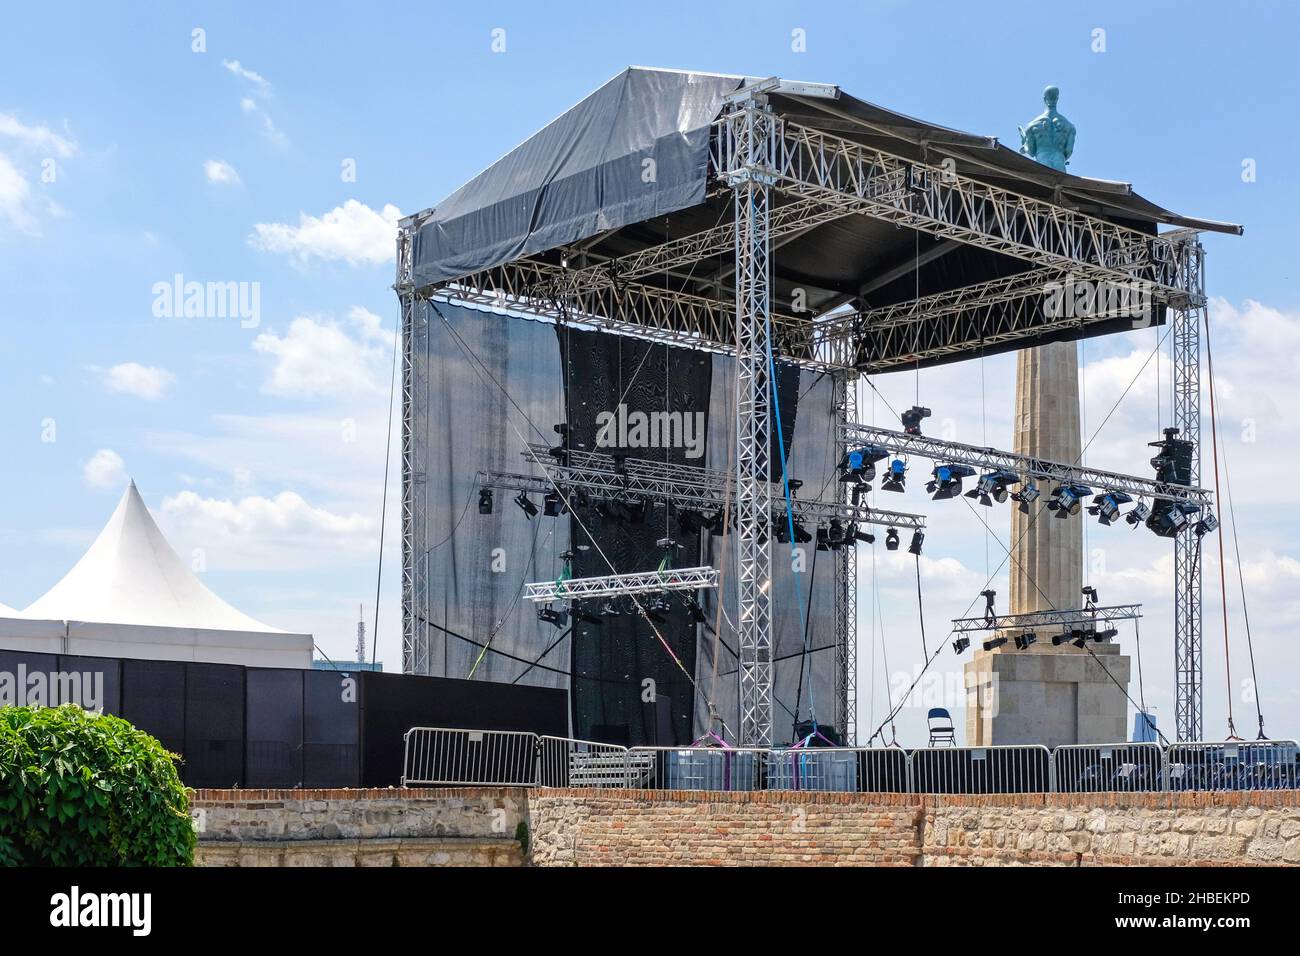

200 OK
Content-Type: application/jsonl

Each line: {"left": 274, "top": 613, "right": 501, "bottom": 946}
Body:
{"left": 0, "top": 482, "right": 312, "bottom": 668}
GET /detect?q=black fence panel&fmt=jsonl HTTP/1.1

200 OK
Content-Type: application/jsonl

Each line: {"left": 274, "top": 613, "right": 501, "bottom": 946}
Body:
{"left": 303, "top": 669, "right": 361, "bottom": 788}
{"left": 57, "top": 655, "right": 122, "bottom": 714}
{"left": 120, "top": 659, "right": 187, "bottom": 758}
{"left": 245, "top": 667, "right": 304, "bottom": 787}
{"left": 184, "top": 662, "right": 245, "bottom": 788}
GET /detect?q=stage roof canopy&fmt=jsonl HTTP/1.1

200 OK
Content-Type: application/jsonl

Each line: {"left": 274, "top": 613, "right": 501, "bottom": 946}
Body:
{"left": 408, "top": 66, "right": 1242, "bottom": 324}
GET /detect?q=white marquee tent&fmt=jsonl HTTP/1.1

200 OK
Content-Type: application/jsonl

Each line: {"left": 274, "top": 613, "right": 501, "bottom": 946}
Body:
{"left": 0, "top": 482, "right": 312, "bottom": 668}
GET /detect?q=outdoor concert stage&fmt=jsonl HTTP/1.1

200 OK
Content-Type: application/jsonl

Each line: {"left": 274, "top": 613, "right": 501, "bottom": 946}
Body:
{"left": 396, "top": 67, "right": 1240, "bottom": 749}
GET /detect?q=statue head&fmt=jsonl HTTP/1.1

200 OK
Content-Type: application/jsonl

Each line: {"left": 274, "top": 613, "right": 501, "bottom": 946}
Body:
{"left": 1043, "top": 85, "right": 1060, "bottom": 109}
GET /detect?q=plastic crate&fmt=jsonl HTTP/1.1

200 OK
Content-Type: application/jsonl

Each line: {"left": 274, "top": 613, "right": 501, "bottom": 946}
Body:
{"left": 767, "top": 749, "right": 858, "bottom": 792}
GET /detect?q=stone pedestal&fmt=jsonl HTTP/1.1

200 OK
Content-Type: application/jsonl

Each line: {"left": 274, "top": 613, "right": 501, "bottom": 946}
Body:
{"left": 964, "top": 644, "right": 1131, "bottom": 748}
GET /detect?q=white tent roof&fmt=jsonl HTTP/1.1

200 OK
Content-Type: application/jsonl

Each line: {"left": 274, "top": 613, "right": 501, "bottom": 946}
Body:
{"left": 24, "top": 481, "right": 286, "bottom": 633}
{"left": 0, "top": 601, "right": 17, "bottom": 616}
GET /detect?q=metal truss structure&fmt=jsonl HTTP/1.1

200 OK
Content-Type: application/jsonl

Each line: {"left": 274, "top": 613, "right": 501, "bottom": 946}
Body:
{"left": 1170, "top": 232, "right": 1207, "bottom": 742}
{"left": 833, "top": 372, "right": 858, "bottom": 743}
{"left": 399, "top": 76, "right": 1222, "bottom": 745}
{"left": 840, "top": 422, "right": 1213, "bottom": 508}
{"left": 950, "top": 604, "right": 1142, "bottom": 635}
{"left": 501, "top": 445, "right": 927, "bottom": 531}
{"left": 524, "top": 566, "right": 719, "bottom": 604}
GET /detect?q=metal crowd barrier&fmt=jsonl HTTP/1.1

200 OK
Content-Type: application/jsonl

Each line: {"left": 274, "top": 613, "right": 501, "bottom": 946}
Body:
{"left": 401, "top": 727, "right": 1300, "bottom": 794}
{"left": 908, "top": 745, "right": 1052, "bottom": 794}
{"left": 1053, "top": 742, "right": 1166, "bottom": 793}
{"left": 1166, "top": 739, "right": 1300, "bottom": 792}
{"left": 401, "top": 727, "right": 539, "bottom": 787}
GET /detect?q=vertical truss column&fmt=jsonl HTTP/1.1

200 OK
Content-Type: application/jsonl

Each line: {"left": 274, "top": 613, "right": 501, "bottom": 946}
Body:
{"left": 397, "top": 226, "right": 430, "bottom": 676}
{"left": 833, "top": 371, "right": 859, "bottom": 743}
{"left": 1172, "top": 236, "right": 1206, "bottom": 741}
{"left": 725, "top": 95, "right": 777, "bottom": 745}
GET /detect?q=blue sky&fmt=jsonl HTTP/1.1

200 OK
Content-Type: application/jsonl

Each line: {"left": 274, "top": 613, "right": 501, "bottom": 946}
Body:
{"left": 2, "top": 1, "right": 1297, "bottom": 742}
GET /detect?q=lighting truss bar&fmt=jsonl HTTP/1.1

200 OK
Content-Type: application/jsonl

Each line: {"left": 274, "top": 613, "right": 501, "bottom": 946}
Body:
{"left": 524, "top": 566, "right": 719, "bottom": 603}
{"left": 840, "top": 422, "right": 1212, "bottom": 507}
{"left": 950, "top": 604, "right": 1142, "bottom": 635}
{"left": 832, "top": 371, "right": 858, "bottom": 743}
{"left": 714, "top": 113, "right": 1207, "bottom": 306}
{"left": 515, "top": 444, "right": 926, "bottom": 530}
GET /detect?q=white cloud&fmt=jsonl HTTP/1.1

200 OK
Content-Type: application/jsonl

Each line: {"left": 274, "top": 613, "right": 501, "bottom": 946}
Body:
{"left": 203, "top": 158, "right": 240, "bottom": 185}
{"left": 249, "top": 200, "right": 402, "bottom": 267}
{"left": 253, "top": 306, "right": 394, "bottom": 398}
{"left": 0, "top": 152, "right": 36, "bottom": 232}
{"left": 160, "top": 489, "right": 375, "bottom": 571}
{"left": 0, "top": 113, "right": 77, "bottom": 158}
{"left": 83, "top": 449, "right": 127, "bottom": 489}
{"left": 100, "top": 362, "right": 176, "bottom": 400}
{"left": 221, "top": 59, "right": 271, "bottom": 94}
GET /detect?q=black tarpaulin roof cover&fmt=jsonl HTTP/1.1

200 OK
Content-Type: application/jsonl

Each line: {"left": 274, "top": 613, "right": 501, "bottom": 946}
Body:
{"left": 409, "top": 66, "right": 1241, "bottom": 291}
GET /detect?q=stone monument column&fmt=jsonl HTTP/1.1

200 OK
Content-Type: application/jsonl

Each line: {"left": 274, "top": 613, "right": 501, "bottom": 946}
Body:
{"left": 963, "top": 87, "right": 1130, "bottom": 749}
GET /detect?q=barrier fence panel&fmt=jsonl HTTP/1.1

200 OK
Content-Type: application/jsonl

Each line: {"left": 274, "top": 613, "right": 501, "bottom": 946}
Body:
{"left": 1166, "top": 739, "right": 1300, "bottom": 792}
{"left": 629, "top": 746, "right": 767, "bottom": 792}
{"left": 1053, "top": 742, "right": 1166, "bottom": 793}
{"left": 401, "top": 727, "right": 538, "bottom": 787}
{"left": 537, "top": 735, "right": 630, "bottom": 788}
{"left": 908, "top": 745, "right": 1052, "bottom": 794}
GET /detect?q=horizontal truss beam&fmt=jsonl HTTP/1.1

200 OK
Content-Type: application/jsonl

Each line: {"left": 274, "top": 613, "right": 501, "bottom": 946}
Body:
{"left": 841, "top": 422, "right": 1212, "bottom": 507}
{"left": 525, "top": 566, "right": 719, "bottom": 603}
{"left": 951, "top": 604, "right": 1143, "bottom": 635}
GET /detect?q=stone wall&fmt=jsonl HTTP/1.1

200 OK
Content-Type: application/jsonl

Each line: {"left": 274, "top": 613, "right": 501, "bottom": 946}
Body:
{"left": 191, "top": 788, "right": 526, "bottom": 867}
{"left": 190, "top": 787, "right": 1300, "bottom": 867}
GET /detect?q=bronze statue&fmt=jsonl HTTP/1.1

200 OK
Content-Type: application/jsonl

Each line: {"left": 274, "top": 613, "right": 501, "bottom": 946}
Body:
{"left": 1019, "top": 85, "right": 1075, "bottom": 172}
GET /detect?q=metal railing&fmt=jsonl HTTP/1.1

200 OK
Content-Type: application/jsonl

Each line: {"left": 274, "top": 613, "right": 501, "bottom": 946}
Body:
{"left": 1166, "top": 739, "right": 1300, "bottom": 792}
{"left": 908, "top": 745, "right": 1052, "bottom": 794}
{"left": 1053, "top": 742, "right": 1166, "bottom": 793}
{"left": 400, "top": 727, "right": 1300, "bottom": 795}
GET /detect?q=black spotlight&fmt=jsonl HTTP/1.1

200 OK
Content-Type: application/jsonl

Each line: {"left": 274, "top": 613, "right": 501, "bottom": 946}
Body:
{"left": 1146, "top": 500, "right": 1198, "bottom": 537}
{"left": 678, "top": 509, "right": 709, "bottom": 535}
{"left": 543, "top": 491, "right": 566, "bottom": 517}
{"left": 1051, "top": 631, "right": 1072, "bottom": 646}
{"left": 683, "top": 597, "right": 707, "bottom": 624}
{"left": 625, "top": 498, "right": 647, "bottom": 525}
{"left": 1082, "top": 585, "right": 1098, "bottom": 606}
{"left": 1125, "top": 500, "right": 1151, "bottom": 528}
{"left": 983, "top": 636, "right": 1008, "bottom": 652}
{"left": 791, "top": 520, "right": 812, "bottom": 544}
{"left": 1095, "top": 628, "right": 1118, "bottom": 642}
{"left": 827, "top": 519, "right": 846, "bottom": 548}
{"left": 848, "top": 523, "right": 875, "bottom": 545}
{"left": 775, "top": 518, "right": 792, "bottom": 545}
{"left": 514, "top": 491, "right": 538, "bottom": 519}
{"left": 1071, "top": 628, "right": 1090, "bottom": 649}
{"left": 885, "top": 527, "right": 900, "bottom": 551}
{"left": 927, "top": 463, "right": 976, "bottom": 500}
{"left": 901, "top": 405, "right": 932, "bottom": 436}
{"left": 1011, "top": 480, "right": 1041, "bottom": 514}
{"left": 908, "top": 529, "right": 925, "bottom": 555}
{"left": 815, "top": 526, "right": 831, "bottom": 551}
{"left": 880, "top": 459, "right": 908, "bottom": 493}
{"left": 966, "top": 469, "right": 1020, "bottom": 506}
{"left": 537, "top": 607, "right": 568, "bottom": 628}
{"left": 478, "top": 488, "right": 494, "bottom": 514}
{"left": 952, "top": 636, "right": 971, "bottom": 654}
{"left": 1088, "top": 491, "right": 1133, "bottom": 525}
{"left": 1015, "top": 632, "right": 1037, "bottom": 650}
{"left": 1194, "top": 513, "right": 1220, "bottom": 537}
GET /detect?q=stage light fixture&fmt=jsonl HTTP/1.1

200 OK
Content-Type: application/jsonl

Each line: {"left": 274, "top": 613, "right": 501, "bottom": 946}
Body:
{"left": 1015, "top": 632, "right": 1037, "bottom": 650}
{"left": 828, "top": 519, "right": 846, "bottom": 548}
{"left": 1051, "top": 631, "right": 1071, "bottom": 646}
{"left": 952, "top": 636, "right": 971, "bottom": 654}
{"left": 543, "top": 491, "right": 566, "bottom": 517}
{"left": 683, "top": 597, "right": 707, "bottom": 624}
{"left": 514, "top": 491, "right": 538, "bottom": 519}
{"left": 1125, "top": 501, "right": 1151, "bottom": 528}
{"left": 966, "top": 469, "right": 1020, "bottom": 506}
{"left": 791, "top": 521, "right": 812, "bottom": 544}
{"left": 1194, "top": 513, "right": 1220, "bottom": 537}
{"left": 1096, "top": 628, "right": 1118, "bottom": 642}
{"left": 537, "top": 606, "right": 568, "bottom": 628}
{"left": 901, "top": 405, "right": 932, "bottom": 436}
{"left": 478, "top": 489, "right": 494, "bottom": 515}
{"left": 1088, "top": 491, "right": 1133, "bottom": 525}
{"left": 927, "top": 463, "right": 976, "bottom": 500}
{"left": 1149, "top": 427, "right": 1194, "bottom": 485}
{"left": 983, "top": 636, "right": 1008, "bottom": 652}
{"left": 881, "top": 458, "right": 908, "bottom": 493}
{"left": 1082, "top": 585, "right": 1098, "bottom": 605}
{"left": 908, "top": 529, "right": 925, "bottom": 555}
{"left": 1071, "top": 628, "right": 1089, "bottom": 648}
{"left": 885, "top": 527, "right": 900, "bottom": 551}
{"left": 1048, "top": 483, "right": 1092, "bottom": 518}
{"left": 1145, "top": 500, "right": 1198, "bottom": 537}
{"left": 625, "top": 498, "right": 647, "bottom": 525}
{"left": 1011, "top": 480, "right": 1041, "bottom": 514}
{"left": 847, "top": 523, "right": 875, "bottom": 545}
{"left": 775, "top": 518, "right": 791, "bottom": 545}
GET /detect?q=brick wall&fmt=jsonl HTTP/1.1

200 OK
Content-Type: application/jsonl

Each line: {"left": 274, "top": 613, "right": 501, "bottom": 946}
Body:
{"left": 528, "top": 788, "right": 1300, "bottom": 867}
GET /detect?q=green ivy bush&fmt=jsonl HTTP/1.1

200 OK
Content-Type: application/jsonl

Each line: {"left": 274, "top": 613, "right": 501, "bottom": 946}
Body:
{"left": 0, "top": 704, "right": 195, "bottom": 866}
